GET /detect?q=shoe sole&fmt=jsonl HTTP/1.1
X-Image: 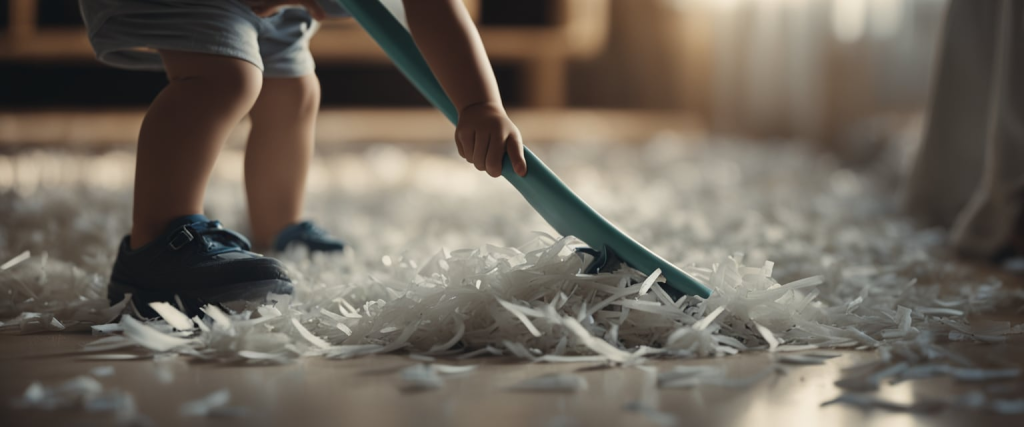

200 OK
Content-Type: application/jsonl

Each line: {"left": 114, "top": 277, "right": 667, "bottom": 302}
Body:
{"left": 108, "top": 279, "right": 294, "bottom": 319}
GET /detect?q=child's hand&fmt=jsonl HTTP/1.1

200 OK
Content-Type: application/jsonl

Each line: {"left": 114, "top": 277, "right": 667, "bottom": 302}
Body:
{"left": 244, "top": 0, "right": 327, "bottom": 20}
{"left": 455, "top": 103, "right": 527, "bottom": 178}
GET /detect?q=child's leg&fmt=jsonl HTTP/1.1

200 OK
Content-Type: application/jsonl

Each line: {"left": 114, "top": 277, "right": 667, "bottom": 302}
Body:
{"left": 244, "top": 74, "right": 321, "bottom": 250}
{"left": 131, "top": 50, "right": 263, "bottom": 249}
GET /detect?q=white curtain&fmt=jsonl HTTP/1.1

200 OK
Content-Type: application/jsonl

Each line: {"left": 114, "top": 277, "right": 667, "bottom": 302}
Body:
{"left": 677, "top": 0, "right": 947, "bottom": 140}
{"left": 571, "top": 0, "right": 948, "bottom": 142}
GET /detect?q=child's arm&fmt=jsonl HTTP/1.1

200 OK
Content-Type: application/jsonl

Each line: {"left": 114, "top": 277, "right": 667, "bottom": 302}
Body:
{"left": 402, "top": 0, "right": 528, "bottom": 178}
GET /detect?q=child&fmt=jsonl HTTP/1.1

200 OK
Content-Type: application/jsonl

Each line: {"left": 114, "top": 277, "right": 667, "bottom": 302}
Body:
{"left": 79, "top": 0, "right": 529, "bottom": 313}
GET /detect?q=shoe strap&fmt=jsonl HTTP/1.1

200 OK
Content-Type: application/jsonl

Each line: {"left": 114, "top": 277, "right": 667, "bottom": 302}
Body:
{"left": 168, "top": 227, "right": 195, "bottom": 250}
{"left": 167, "top": 221, "right": 253, "bottom": 252}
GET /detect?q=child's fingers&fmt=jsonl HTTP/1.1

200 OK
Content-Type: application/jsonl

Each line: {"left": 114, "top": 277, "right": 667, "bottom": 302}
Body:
{"left": 455, "top": 138, "right": 465, "bottom": 158}
{"left": 485, "top": 134, "right": 505, "bottom": 177}
{"left": 506, "top": 132, "right": 527, "bottom": 177}
{"left": 454, "top": 129, "right": 468, "bottom": 159}
{"left": 472, "top": 133, "right": 490, "bottom": 171}
{"left": 456, "top": 128, "right": 475, "bottom": 161}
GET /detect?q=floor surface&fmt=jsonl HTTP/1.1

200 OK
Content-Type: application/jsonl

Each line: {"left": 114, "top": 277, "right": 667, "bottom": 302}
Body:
{"left": 1, "top": 333, "right": 1023, "bottom": 427}
{"left": 2, "top": 124, "right": 1023, "bottom": 426}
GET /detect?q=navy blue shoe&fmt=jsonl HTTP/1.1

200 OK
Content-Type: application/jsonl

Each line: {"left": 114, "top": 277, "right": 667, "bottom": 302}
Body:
{"left": 108, "top": 215, "right": 293, "bottom": 318}
{"left": 272, "top": 221, "right": 345, "bottom": 253}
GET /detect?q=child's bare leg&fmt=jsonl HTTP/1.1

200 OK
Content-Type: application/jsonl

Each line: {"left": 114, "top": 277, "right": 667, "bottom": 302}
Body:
{"left": 131, "top": 51, "right": 263, "bottom": 249}
{"left": 244, "top": 74, "right": 320, "bottom": 250}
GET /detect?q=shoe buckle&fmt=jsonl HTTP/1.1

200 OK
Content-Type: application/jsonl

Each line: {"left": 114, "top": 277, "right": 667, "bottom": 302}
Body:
{"left": 168, "top": 226, "right": 194, "bottom": 250}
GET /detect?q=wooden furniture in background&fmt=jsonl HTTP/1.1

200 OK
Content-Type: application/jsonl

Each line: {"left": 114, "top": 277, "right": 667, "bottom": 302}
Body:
{"left": 0, "top": 0, "right": 611, "bottom": 107}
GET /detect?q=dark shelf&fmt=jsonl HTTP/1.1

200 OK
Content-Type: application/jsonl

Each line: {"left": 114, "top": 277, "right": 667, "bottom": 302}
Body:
{"left": 0, "top": 0, "right": 9, "bottom": 31}
{"left": 37, "top": 0, "right": 84, "bottom": 28}
{"left": 480, "top": 0, "right": 551, "bottom": 26}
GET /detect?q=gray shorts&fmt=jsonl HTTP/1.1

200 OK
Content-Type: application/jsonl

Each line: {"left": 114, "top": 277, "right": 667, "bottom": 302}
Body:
{"left": 79, "top": 0, "right": 332, "bottom": 77}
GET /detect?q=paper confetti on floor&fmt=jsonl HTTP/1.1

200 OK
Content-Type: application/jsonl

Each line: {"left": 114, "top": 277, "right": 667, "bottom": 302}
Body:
{"left": 2, "top": 135, "right": 1023, "bottom": 415}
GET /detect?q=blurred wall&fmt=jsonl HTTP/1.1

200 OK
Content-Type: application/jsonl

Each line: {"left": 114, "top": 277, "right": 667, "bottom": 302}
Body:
{"left": 569, "top": 0, "right": 948, "bottom": 143}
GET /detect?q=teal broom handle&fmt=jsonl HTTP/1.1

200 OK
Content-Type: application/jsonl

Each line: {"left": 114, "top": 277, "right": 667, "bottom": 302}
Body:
{"left": 334, "top": 0, "right": 711, "bottom": 298}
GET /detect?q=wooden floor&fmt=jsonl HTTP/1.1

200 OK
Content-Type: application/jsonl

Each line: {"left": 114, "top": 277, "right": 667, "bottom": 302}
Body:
{"left": 1, "top": 333, "right": 1022, "bottom": 427}
{"left": 0, "top": 109, "right": 703, "bottom": 149}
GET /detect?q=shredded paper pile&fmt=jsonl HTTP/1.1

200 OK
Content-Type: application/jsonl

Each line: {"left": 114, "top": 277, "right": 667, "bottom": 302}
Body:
{"left": 2, "top": 135, "right": 1023, "bottom": 415}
